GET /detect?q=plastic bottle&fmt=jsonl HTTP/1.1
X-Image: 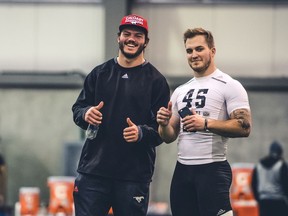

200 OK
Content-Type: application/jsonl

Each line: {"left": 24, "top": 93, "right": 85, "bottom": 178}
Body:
{"left": 86, "top": 124, "right": 99, "bottom": 140}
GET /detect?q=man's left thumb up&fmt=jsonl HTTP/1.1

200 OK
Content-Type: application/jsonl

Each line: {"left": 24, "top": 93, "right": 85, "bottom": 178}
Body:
{"left": 127, "top": 118, "right": 135, "bottom": 127}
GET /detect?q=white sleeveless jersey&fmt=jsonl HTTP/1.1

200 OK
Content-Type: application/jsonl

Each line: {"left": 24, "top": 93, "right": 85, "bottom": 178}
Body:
{"left": 171, "top": 69, "right": 250, "bottom": 165}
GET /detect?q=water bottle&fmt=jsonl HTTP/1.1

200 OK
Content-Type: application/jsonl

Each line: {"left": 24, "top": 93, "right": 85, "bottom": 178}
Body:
{"left": 86, "top": 124, "right": 99, "bottom": 140}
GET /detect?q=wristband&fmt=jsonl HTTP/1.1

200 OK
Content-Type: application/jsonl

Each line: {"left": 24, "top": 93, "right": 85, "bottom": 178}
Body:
{"left": 204, "top": 118, "right": 209, "bottom": 131}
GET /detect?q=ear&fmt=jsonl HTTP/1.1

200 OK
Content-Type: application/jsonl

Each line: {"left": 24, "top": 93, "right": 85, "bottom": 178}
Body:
{"left": 211, "top": 47, "right": 216, "bottom": 55}
{"left": 145, "top": 37, "right": 150, "bottom": 46}
{"left": 117, "top": 32, "right": 121, "bottom": 43}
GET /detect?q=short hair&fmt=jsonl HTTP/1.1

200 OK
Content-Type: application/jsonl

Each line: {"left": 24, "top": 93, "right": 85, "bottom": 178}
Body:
{"left": 183, "top": 28, "right": 215, "bottom": 49}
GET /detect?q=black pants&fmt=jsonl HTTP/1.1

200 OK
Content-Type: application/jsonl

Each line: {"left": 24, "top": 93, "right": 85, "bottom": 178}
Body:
{"left": 258, "top": 199, "right": 288, "bottom": 216}
{"left": 170, "top": 161, "right": 232, "bottom": 216}
{"left": 73, "top": 173, "right": 150, "bottom": 216}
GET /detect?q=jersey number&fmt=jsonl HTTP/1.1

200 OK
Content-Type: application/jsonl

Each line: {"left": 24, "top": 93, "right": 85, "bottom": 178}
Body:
{"left": 182, "top": 89, "right": 208, "bottom": 108}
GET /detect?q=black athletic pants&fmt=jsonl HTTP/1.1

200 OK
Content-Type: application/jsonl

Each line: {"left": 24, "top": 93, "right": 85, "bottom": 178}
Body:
{"left": 73, "top": 173, "right": 150, "bottom": 216}
{"left": 258, "top": 199, "right": 288, "bottom": 216}
{"left": 170, "top": 160, "right": 233, "bottom": 216}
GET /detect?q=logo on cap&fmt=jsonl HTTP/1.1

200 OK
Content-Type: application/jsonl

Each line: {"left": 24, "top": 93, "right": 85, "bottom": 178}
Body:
{"left": 119, "top": 14, "right": 148, "bottom": 33}
{"left": 125, "top": 15, "right": 144, "bottom": 25}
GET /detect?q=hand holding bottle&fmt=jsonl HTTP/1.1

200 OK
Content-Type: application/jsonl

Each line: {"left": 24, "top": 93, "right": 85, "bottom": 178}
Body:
{"left": 86, "top": 124, "right": 99, "bottom": 140}
{"left": 85, "top": 101, "right": 104, "bottom": 140}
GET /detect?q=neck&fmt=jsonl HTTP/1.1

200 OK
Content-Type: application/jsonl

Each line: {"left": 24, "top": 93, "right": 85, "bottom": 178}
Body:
{"left": 194, "top": 64, "right": 217, "bottom": 78}
{"left": 117, "top": 52, "right": 145, "bottom": 68}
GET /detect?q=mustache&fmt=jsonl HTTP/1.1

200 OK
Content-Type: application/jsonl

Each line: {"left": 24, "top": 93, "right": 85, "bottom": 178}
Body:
{"left": 125, "top": 40, "right": 138, "bottom": 46}
{"left": 191, "top": 58, "right": 201, "bottom": 62}
{"left": 118, "top": 41, "right": 145, "bottom": 59}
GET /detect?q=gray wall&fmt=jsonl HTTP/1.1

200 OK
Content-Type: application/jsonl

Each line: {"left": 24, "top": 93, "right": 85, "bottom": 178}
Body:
{"left": 0, "top": 1, "right": 288, "bottom": 210}
{"left": 0, "top": 4, "right": 105, "bottom": 73}
{"left": 0, "top": 88, "right": 82, "bottom": 205}
{"left": 134, "top": 3, "right": 288, "bottom": 78}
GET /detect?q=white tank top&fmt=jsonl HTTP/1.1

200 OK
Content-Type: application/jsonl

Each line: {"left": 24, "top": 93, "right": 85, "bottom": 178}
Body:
{"left": 170, "top": 69, "right": 250, "bottom": 165}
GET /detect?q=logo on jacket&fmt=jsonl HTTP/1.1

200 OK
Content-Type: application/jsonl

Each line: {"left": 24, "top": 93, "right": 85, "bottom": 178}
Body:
{"left": 133, "top": 196, "right": 144, "bottom": 203}
{"left": 122, "top": 73, "right": 129, "bottom": 79}
{"left": 217, "top": 209, "right": 226, "bottom": 215}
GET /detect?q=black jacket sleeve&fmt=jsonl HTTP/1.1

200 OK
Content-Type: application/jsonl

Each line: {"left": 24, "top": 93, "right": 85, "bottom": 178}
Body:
{"left": 138, "top": 75, "right": 170, "bottom": 147}
{"left": 72, "top": 69, "right": 98, "bottom": 130}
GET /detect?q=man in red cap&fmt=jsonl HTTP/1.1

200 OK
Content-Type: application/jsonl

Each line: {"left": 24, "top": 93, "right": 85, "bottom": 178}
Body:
{"left": 72, "top": 14, "right": 170, "bottom": 216}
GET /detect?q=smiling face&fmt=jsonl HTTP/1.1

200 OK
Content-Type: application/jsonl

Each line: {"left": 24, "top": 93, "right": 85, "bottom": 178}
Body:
{"left": 118, "top": 27, "right": 147, "bottom": 59}
{"left": 185, "top": 35, "right": 216, "bottom": 76}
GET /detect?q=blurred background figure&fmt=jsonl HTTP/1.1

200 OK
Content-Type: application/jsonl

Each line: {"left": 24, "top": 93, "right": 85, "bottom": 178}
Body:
{"left": 0, "top": 154, "right": 8, "bottom": 216}
{"left": 251, "top": 141, "right": 288, "bottom": 216}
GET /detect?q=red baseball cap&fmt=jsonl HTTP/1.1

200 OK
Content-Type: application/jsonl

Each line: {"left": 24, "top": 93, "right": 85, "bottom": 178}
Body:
{"left": 119, "top": 14, "right": 148, "bottom": 34}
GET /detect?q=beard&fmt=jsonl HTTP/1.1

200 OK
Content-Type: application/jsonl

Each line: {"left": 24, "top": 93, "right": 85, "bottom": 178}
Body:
{"left": 119, "top": 41, "right": 145, "bottom": 59}
{"left": 190, "top": 57, "right": 211, "bottom": 73}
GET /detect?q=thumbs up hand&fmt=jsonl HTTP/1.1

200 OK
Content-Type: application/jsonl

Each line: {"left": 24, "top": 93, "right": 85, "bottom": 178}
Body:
{"left": 123, "top": 118, "right": 139, "bottom": 143}
{"left": 84, "top": 101, "right": 104, "bottom": 125}
{"left": 157, "top": 101, "right": 172, "bottom": 127}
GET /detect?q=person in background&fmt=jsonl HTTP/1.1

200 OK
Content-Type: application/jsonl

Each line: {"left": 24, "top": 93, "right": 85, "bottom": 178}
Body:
{"left": 0, "top": 154, "right": 6, "bottom": 207}
{"left": 72, "top": 14, "right": 170, "bottom": 216}
{"left": 156, "top": 27, "right": 252, "bottom": 216}
{"left": 251, "top": 141, "right": 288, "bottom": 216}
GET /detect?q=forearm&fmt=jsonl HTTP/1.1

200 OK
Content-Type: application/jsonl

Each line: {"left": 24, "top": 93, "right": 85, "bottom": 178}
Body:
{"left": 206, "top": 118, "right": 251, "bottom": 138}
{"left": 205, "top": 107, "right": 252, "bottom": 138}
{"left": 158, "top": 125, "right": 178, "bottom": 143}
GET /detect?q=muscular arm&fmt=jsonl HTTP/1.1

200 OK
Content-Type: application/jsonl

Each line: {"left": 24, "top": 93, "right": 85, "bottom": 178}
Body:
{"left": 158, "top": 115, "right": 180, "bottom": 143}
{"left": 206, "top": 108, "right": 252, "bottom": 138}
